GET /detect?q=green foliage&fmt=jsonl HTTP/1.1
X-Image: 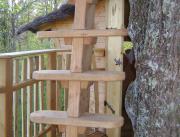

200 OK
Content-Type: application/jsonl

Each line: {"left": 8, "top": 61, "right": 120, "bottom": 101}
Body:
{"left": 122, "top": 41, "right": 133, "bottom": 54}
{"left": 0, "top": 0, "right": 62, "bottom": 53}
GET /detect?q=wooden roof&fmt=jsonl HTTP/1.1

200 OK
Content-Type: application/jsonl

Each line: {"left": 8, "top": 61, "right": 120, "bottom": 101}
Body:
{"left": 17, "top": 4, "right": 75, "bottom": 35}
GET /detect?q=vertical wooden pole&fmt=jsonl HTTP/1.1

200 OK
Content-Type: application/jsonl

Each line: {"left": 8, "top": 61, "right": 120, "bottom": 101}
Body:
{"left": 47, "top": 52, "right": 57, "bottom": 137}
{"left": 66, "top": 0, "right": 97, "bottom": 137}
{"left": 22, "top": 59, "right": 27, "bottom": 137}
{"left": 27, "top": 57, "right": 33, "bottom": 137}
{"left": 0, "top": 58, "right": 13, "bottom": 137}
{"left": 106, "top": 0, "right": 124, "bottom": 137}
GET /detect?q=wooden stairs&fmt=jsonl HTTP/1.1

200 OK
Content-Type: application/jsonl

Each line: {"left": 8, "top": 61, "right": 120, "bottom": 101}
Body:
{"left": 30, "top": 0, "right": 128, "bottom": 136}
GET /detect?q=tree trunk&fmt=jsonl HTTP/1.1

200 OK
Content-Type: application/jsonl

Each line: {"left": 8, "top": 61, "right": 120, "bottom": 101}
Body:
{"left": 125, "top": 0, "right": 180, "bottom": 137}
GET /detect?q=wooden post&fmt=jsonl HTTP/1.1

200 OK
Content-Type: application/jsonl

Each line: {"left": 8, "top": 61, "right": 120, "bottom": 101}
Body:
{"left": 0, "top": 58, "right": 13, "bottom": 137}
{"left": 47, "top": 52, "right": 57, "bottom": 136}
{"left": 106, "top": 0, "right": 124, "bottom": 137}
{"left": 67, "top": 0, "right": 97, "bottom": 136}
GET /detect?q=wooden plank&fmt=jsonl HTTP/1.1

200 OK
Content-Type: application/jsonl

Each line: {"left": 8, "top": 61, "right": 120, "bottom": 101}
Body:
{"left": 66, "top": 126, "right": 78, "bottom": 137}
{"left": 27, "top": 57, "right": 34, "bottom": 137}
{"left": 37, "top": 29, "right": 128, "bottom": 38}
{"left": 14, "top": 59, "right": 19, "bottom": 137}
{"left": 22, "top": 59, "right": 28, "bottom": 137}
{"left": 34, "top": 56, "right": 39, "bottom": 136}
{"left": 39, "top": 55, "right": 45, "bottom": 132}
{"left": 70, "top": 38, "right": 84, "bottom": 72}
{"left": 30, "top": 111, "right": 124, "bottom": 128}
{"left": 94, "top": 57, "right": 106, "bottom": 69}
{"left": 46, "top": 52, "right": 57, "bottom": 137}
{"left": 0, "top": 49, "right": 70, "bottom": 59}
{"left": 0, "top": 58, "right": 13, "bottom": 137}
{"left": 33, "top": 70, "right": 125, "bottom": 81}
{"left": 106, "top": 0, "right": 124, "bottom": 137}
{"left": 67, "top": 81, "right": 81, "bottom": 117}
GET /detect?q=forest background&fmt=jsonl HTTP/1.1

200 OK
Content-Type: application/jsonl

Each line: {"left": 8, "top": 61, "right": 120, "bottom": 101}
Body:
{"left": 0, "top": 0, "right": 63, "bottom": 53}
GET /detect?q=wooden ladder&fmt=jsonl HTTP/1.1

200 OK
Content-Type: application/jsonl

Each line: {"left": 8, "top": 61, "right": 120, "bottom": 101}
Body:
{"left": 30, "top": 0, "right": 128, "bottom": 137}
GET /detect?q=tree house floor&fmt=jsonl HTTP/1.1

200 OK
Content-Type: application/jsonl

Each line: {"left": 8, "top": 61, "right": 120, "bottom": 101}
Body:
{"left": 30, "top": 111, "right": 124, "bottom": 128}
{"left": 33, "top": 70, "right": 125, "bottom": 81}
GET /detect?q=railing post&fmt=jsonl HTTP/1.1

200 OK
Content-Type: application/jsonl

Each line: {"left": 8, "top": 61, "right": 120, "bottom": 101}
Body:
{"left": 47, "top": 52, "right": 57, "bottom": 136}
{"left": 0, "top": 58, "right": 13, "bottom": 137}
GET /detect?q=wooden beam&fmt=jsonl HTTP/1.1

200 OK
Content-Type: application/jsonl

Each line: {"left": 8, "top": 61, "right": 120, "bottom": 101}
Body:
{"left": 33, "top": 70, "right": 125, "bottom": 81}
{"left": 106, "top": 0, "right": 124, "bottom": 137}
{"left": 0, "top": 59, "right": 13, "bottom": 137}
{"left": 37, "top": 29, "right": 128, "bottom": 38}
{"left": 46, "top": 52, "right": 57, "bottom": 137}
{"left": 30, "top": 111, "right": 124, "bottom": 128}
{"left": 67, "top": 0, "right": 97, "bottom": 136}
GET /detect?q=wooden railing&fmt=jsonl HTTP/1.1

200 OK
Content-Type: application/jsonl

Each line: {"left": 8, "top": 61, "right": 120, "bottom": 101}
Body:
{"left": 0, "top": 49, "right": 71, "bottom": 137}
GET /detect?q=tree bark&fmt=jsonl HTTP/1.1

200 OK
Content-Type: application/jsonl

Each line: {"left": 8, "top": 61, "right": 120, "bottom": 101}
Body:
{"left": 125, "top": 0, "right": 180, "bottom": 137}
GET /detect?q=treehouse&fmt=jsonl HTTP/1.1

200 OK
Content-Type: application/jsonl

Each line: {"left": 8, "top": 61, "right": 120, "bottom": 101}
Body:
{"left": 0, "top": 0, "right": 135, "bottom": 137}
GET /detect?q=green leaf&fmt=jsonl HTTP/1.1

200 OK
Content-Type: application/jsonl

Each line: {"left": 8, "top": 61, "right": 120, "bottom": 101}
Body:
{"left": 122, "top": 41, "right": 133, "bottom": 54}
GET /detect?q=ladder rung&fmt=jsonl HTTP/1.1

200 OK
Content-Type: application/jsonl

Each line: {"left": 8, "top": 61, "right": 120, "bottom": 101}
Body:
{"left": 37, "top": 29, "right": 128, "bottom": 38}
{"left": 33, "top": 70, "right": 125, "bottom": 81}
{"left": 30, "top": 111, "right": 124, "bottom": 128}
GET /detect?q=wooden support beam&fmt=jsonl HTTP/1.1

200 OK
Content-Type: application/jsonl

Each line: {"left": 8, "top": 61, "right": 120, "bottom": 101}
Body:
{"left": 106, "top": 0, "right": 124, "bottom": 137}
{"left": 33, "top": 70, "right": 125, "bottom": 81}
{"left": 67, "top": 0, "right": 97, "bottom": 136}
{"left": 37, "top": 29, "right": 128, "bottom": 38}
{"left": 46, "top": 52, "right": 57, "bottom": 137}
{"left": 0, "top": 59, "right": 13, "bottom": 137}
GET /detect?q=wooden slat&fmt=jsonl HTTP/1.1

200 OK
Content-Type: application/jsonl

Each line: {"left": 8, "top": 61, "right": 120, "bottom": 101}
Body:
{"left": 27, "top": 57, "right": 34, "bottom": 137}
{"left": 30, "top": 111, "right": 124, "bottom": 128}
{"left": 67, "top": 81, "right": 81, "bottom": 117}
{"left": 37, "top": 29, "right": 128, "bottom": 38}
{"left": 22, "top": 59, "right": 27, "bottom": 137}
{"left": 34, "top": 56, "right": 39, "bottom": 136}
{"left": 33, "top": 70, "right": 125, "bottom": 81}
{"left": 0, "top": 49, "right": 70, "bottom": 59}
{"left": 14, "top": 59, "right": 19, "bottom": 137}
{"left": 13, "top": 79, "right": 38, "bottom": 91}
{"left": 39, "top": 55, "right": 45, "bottom": 131}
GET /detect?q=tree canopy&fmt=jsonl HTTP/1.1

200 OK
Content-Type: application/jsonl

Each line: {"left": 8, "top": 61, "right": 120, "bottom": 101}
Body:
{"left": 0, "top": 0, "right": 62, "bottom": 52}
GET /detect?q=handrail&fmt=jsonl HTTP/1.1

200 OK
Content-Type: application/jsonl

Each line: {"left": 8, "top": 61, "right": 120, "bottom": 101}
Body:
{"left": 0, "top": 49, "right": 71, "bottom": 59}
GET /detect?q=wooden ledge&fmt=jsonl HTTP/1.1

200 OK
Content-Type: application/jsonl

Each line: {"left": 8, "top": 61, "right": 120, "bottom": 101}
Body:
{"left": 37, "top": 29, "right": 128, "bottom": 38}
{"left": 30, "top": 111, "right": 124, "bottom": 128}
{"left": 33, "top": 70, "right": 125, "bottom": 81}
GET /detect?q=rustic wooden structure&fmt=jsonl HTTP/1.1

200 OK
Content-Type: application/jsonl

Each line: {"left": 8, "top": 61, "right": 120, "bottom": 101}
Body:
{"left": 0, "top": 0, "right": 130, "bottom": 137}
{"left": 29, "top": 0, "right": 128, "bottom": 137}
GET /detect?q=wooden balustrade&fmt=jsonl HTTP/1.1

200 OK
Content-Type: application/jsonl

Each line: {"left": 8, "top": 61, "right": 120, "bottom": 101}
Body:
{"left": 0, "top": 49, "right": 71, "bottom": 137}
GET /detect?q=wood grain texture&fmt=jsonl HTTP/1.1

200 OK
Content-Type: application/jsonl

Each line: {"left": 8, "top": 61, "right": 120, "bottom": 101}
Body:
{"left": 33, "top": 70, "right": 125, "bottom": 81}
{"left": 0, "top": 59, "right": 13, "bottom": 137}
{"left": 106, "top": 0, "right": 124, "bottom": 137}
{"left": 30, "top": 111, "right": 124, "bottom": 128}
{"left": 37, "top": 29, "right": 128, "bottom": 38}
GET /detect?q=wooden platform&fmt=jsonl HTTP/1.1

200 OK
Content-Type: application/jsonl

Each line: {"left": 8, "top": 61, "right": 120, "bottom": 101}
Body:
{"left": 30, "top": 111, "right": 124, "bottom": 128}
{"left": 33, "top": 70, "right": 125, "bottom": 81}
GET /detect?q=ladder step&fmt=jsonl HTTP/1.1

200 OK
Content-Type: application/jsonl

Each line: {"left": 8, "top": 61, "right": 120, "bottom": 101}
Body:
{"left": 37, "top": 29, "right": 128, "bottom": 38}
{"left": 33, "top": 70, "right": 125, "bottom": 81}
{"left": 30, "top": 111, "right": 124, "bottom": 128}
